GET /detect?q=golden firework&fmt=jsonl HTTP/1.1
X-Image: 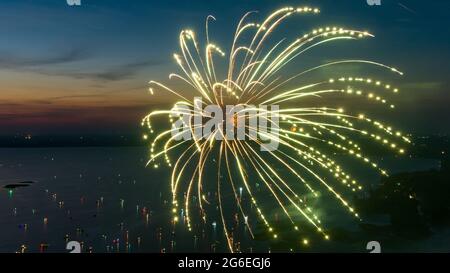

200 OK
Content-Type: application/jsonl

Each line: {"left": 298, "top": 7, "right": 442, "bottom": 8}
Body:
{"left": 143, "top": 6, "right": 410, "bottom": 252}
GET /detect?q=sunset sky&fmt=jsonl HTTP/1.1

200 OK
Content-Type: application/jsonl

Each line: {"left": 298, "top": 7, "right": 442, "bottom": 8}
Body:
{"left": 1, "top": 0, "right": 449, "bottom": 135}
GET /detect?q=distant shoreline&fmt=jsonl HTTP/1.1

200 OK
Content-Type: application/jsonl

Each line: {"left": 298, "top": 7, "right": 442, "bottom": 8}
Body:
{"left": 0, "top": 135, "right": 447, "bottom": 160}
{"left": 0, "top": 134, "right": 146, "bottom": 148}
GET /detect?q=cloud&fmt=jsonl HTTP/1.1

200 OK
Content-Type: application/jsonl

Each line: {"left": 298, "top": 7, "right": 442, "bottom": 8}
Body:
{"left": 0, "top": 48, "right": 164, "bottom": 82}
{"left": 26, "top": 59, "right": 164, "bottom": 82}
{"left": 45, "top": 94, "right": 104, "bottom": 101}
{"left": 55, "top": 60, "right": 165, "bottom": 82}
{"left": 0, "top": 102, "right": 22, "bottom": 107}
{"left": 0, "top": 103, "right": 151, "bottom": 125}
{"left": 0, "top": 48, "right": 90, "bottom": 69}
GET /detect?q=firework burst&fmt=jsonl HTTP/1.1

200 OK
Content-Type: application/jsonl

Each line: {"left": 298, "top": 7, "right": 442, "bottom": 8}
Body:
{"left": 143, "top": 6, "right": 410, "bottom": 252}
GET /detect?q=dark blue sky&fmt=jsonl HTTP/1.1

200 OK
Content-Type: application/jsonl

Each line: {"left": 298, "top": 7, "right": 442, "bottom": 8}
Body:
{"left": 0, "top": 0, "right": 449, "bottom": 135}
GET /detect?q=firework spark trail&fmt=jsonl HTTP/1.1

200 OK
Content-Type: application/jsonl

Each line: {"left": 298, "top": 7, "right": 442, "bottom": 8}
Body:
{"left": 143, "top": 6, "right": 410, "bottom": 252}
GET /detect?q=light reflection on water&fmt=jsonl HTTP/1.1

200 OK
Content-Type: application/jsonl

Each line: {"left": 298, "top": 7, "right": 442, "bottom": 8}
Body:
{"left": 0, "top": 147, "right": 440, "bottom": 253}
{"left": 0, "top": 147, "right": 264, "bottom": 253}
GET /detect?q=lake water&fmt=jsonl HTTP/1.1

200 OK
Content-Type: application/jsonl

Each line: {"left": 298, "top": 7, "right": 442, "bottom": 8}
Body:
{"left": 0, "top": 147, "right": 444, "bottom": 253}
